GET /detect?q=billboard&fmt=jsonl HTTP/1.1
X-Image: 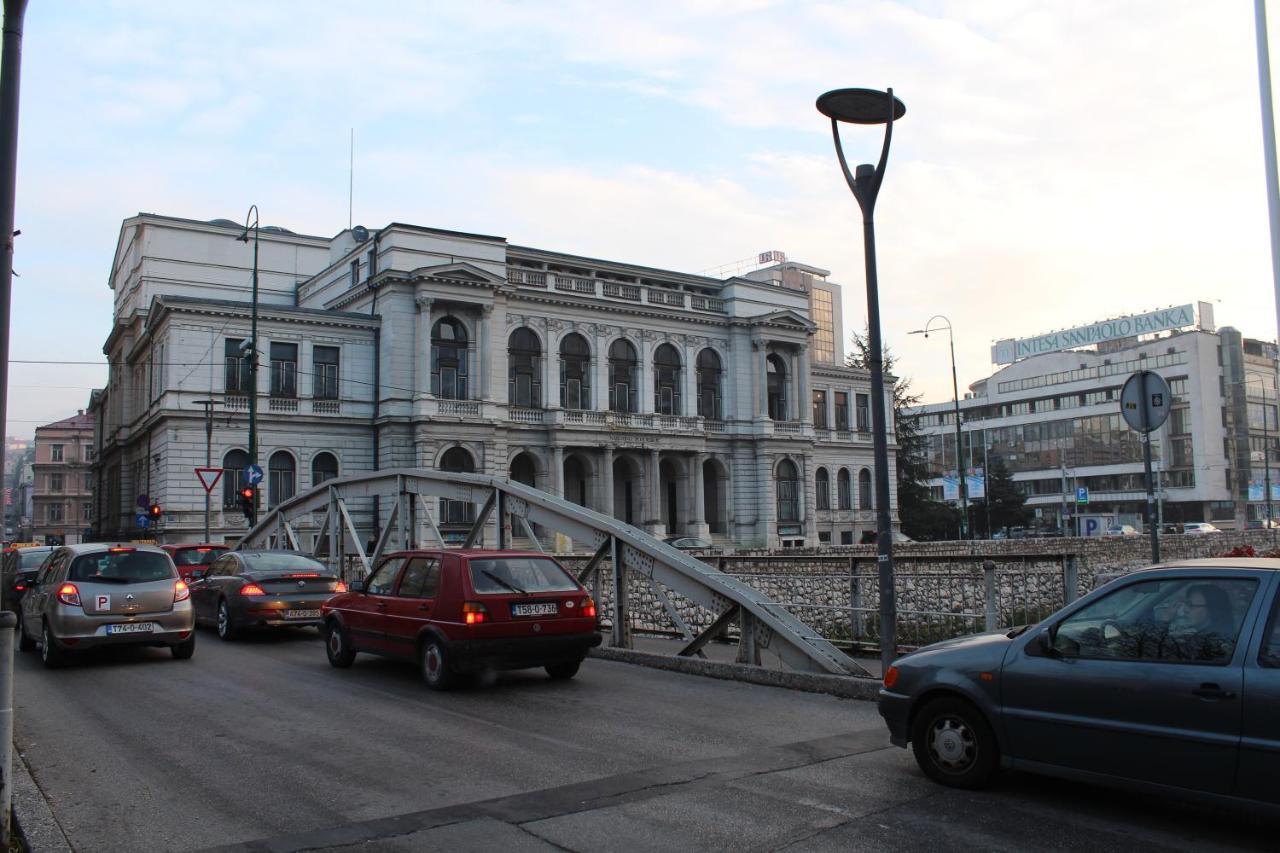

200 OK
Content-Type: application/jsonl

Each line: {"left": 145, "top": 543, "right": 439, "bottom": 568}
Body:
{"left": 991, "top": 303, "right": 1203, "bottom": 365}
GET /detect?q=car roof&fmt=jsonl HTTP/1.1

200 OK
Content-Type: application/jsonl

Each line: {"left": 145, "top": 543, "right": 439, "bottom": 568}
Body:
{"left": 58, "top": 542, "right": 168, "bottom": 555}
{"left": 163, "top": 543, "right": 227, "bottom": 550}
{"left": 385, "top": 549, "right": 551, "bottom": 560}
{"left": 1133, "top": 558, "right": 1280, "bottom": 572}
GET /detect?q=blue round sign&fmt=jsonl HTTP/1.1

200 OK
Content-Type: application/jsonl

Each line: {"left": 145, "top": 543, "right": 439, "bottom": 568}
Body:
{"left": 245, "top": 464, "right": 264, "bottom": 486}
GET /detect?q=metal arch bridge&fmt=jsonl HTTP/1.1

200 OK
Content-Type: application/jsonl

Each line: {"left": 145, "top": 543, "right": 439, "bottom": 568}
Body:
{"left": 238, "top": 468, "right": 867, "bottom": 677}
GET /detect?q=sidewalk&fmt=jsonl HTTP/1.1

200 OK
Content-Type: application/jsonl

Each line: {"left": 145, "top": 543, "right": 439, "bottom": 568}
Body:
{"left": 630, "top": 634, "right": 884, "bottom": 679}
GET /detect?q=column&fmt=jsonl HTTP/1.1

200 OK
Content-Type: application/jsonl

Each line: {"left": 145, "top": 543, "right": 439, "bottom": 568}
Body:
{"left": 692, "top": 452, "right": 709, "bottom": 537}
{"left": 550, "top": 446, "right": 564, "bottom": 498}
{"left": 802, "top": 453, "right": 818, "bottom": 542}
{"left": 414, "top": 295, "right": 433, "bottom": 399}
{"left": 639, "top": 337, "right": 654, "bottom": 414}
{"left": 478, "top": 304, "right": 493, "bottom": 401}
{"left": 753, "top": 338, "right": 768, "bottom": 420}
{"left": 647, "top": 448, "right": 663, "bottom": 535}
{"left": 798, "top": 343, "right": 812, "bottom": 426}
{"left": 545, "top": 325, "right": 559, "bottom": 408}
{"left": 601, "top": 445, "right": 615, "bottom": 516}
{"left": 682, "top": 342, "right": 698, "bottom": 418}
{"left": 594, "top": 331, "right": 610, "bottom": 411}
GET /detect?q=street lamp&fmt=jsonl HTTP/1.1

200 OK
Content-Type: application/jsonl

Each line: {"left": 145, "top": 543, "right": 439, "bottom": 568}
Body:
{"left": 908, "top": 316, "right": 969, "bottom": 539}
{"left": 238, "top": 205, "right": 260, "bottom": 525}
{"left": 817, "top": 86, "right": 905, "bottom": 672}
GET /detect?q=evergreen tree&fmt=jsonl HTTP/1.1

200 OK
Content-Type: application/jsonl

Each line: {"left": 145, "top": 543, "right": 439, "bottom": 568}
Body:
{"left": 977, "top": 456, "right": 1031, "bottom": 533}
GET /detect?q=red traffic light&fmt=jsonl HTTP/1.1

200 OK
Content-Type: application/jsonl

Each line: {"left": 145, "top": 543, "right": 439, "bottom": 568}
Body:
{"left": 148, "top": 503, "right": 162, "bottom": 518}
{"left": 240, "top": 487, "right": 254, "bottom": 500}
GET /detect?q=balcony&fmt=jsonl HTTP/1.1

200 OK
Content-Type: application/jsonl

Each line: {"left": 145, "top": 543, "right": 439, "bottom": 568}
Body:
{"left": 773, "top": 420, "right": 804, "bottom": 435}
{"left": 510, "top": 407, "right": 546, "bottom": 425}
{"left": 312, "top": 400, "right": 341, "bottom": 415}
{"left": 508, "top": 269, "right": 547, "bottom": 288}
{"left": 507, "top": 266, "right": 729, "bottom": 315}
{"left": 268, "top": 398, "right": 299, "bottom": 414}
{"left": 225, "top": 395, "right": 249, "bottom": 411}
{"left": 552, "top": 274, "right": 595, "bottom": 295}
{"left": 602, "top": 282, "right": 641, "bottom": 301}
{"left": 434, "top": 399, "right": 482, "bottom": 418}
{"left": 646, "top": 289, "right": 684, "bottom": 308}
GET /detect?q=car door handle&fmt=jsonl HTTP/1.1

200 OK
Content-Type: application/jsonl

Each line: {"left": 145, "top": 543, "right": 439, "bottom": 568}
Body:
{"left": 417, "top": 604, "right": 431, "bottom": 612}
{"left": 1192, "top": 683, "right": 1237, "bottom": 700}
{"left": 376, "top": 601, "right": 388, "bottom": 610}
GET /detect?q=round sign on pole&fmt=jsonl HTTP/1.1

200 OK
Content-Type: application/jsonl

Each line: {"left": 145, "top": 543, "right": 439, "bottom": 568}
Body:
{"left": 1120, "top": 370, "right": 1172, "bottom": 433}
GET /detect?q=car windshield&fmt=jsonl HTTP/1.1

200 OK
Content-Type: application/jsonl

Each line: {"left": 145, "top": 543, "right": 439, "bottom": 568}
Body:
{"left": 469, "top": 557, "right": 578, "bottom": 595}
{"left": 68, "top": 550, "right": 175, "bottom": 584}
{"left": 172, "top": 548, "right": 227, "bottom": 566}
{"left": 242, "top": 553, "right": 327, "bottom": 574}
{"left": 19, "top": 549, "right": 50, "bottom": 569}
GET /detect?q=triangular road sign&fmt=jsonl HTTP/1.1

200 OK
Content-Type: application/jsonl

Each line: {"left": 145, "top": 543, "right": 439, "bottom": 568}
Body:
{"left": 195, "top": 467, "right": 223, "bottom": 494}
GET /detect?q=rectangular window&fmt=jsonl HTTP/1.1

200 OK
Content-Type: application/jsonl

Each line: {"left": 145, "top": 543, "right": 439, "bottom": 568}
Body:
{"left": 82, "top": 502, "right": 92, "bottom": 521}
{"left": 225, "top": 338, "right": 252, "bottom": 394}
{"left": 51, "top": 444, "right": 63, "bottom": 462}
{"left": 840, "top": 531, "right": 854, "bottom": 546}
{"left": 812, "top": 390, "right": 828, "bottom": 428}
{"left": 270, "top": 342, "right": 298, "bottom": 398}
{"left": 834, "top": 392, "right": 849, "bottom": 430}
{"left": 367, "top": 248, "right": 377, "bottom": 278}
{"left": 856, "top": 394, "right": 870, "bottom": 432}
{"left": 313, "top": 345, "right": 340, "bottom": 400}
{"left": 84, "top": 472, "right": 93, "bottom": 491}
{"left": 349, "top": 259, "right": 360, "bottom": 287}
{"left": 50, "top": 473, "right": 63, "bottom": 492}
{"left": 47, "top": 504, "right": 63, "bottom": 523}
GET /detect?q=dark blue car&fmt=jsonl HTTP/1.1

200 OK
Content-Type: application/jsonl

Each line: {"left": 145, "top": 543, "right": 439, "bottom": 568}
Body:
{"left": 879, "top": 559, "right": 1279, "bottom": 812}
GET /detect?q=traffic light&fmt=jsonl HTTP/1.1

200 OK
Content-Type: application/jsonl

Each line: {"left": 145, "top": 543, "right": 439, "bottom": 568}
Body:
{"left": 148, "top": 503, "right": 162, "bottom": 520}
{"left": 238, "top": 487, "right": 256, "bottom": 523}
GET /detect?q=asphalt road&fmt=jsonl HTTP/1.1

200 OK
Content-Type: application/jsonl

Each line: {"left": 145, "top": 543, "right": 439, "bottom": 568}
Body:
{"left": 10, "top": 628, "right": 1277, "bottom": 852}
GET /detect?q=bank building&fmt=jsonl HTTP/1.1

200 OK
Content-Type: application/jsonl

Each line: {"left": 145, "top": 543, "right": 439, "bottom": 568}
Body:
{"left": 89, "top": 214, "right": 892, "bottom": 550}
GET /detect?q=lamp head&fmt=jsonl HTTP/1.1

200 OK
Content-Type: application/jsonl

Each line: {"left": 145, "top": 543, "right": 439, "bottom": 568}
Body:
{"left": 816, "top": 88, "right": 906, "bottom": 125}
{"left": 237, "top": 230, "right": 249, "bottom": 243}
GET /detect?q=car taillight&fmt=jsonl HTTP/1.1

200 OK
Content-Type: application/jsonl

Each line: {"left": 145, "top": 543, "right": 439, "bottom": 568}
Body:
{"left": 57, "top": 583, "right": 81, "bottom": 607}
{"left": 173, "top": 580, "right": 190, "bottom": 603}
{"left": 580, "top": 597, "right": 597, "bottom": 618}
{"left": 883, "top": 666, "right": 899, "bottom": 690}
{"left": 14, "top": 583, "right": 24, "bottom": 592}
{"left": 462, "top": 601, "right": 488, "bottom": 625}
{"left": 333, "top": 580, "right": 348, "bottom": 593}
{"left": 240, "top": 584, "right": 266, "bottom": 597}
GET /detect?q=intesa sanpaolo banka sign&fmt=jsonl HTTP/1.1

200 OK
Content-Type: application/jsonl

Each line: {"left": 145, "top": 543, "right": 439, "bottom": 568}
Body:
{"left": 990, "top": 303, "right": 1207, "bottom": 365}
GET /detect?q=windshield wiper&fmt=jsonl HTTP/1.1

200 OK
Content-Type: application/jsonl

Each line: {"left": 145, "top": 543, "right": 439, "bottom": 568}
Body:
{"left": 480, "top": 569, "right": 526, "bottom": 595}
{"left": 1006, "top": 624, "right": 1034, "bottom": 638}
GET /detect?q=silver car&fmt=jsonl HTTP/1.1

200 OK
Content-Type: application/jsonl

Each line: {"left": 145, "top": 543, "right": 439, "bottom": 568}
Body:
{"left": 19, "top": 542, "right": 195, "bottom": 667}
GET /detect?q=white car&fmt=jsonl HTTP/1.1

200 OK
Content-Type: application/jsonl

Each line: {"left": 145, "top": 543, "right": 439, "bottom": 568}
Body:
{"left": 1103, "top": 524, "right": 1139, "bottom": 537}
{"left": 1182, "top": 522, "right": 1221, "bottom": 536}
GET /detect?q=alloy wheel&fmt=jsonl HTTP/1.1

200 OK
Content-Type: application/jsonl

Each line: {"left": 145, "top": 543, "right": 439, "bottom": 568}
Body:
{"left": 927, "top": 716, "right": 977, "bottom": 773}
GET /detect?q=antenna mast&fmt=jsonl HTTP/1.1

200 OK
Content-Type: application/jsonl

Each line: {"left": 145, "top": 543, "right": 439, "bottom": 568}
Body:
{"left": 348, "top": 127, "right": 354, "bottom": 230}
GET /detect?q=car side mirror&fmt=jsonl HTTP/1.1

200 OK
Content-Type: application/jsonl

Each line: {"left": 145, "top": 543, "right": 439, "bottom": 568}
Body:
{"left": 350, "top": 580, "right": 366, "bottom": 593}
{"left": 1035, "top": 629, "right": 1061, "bottom": 659}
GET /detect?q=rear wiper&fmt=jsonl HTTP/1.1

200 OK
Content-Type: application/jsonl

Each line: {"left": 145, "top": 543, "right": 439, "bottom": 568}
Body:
{"left": 481, "top": 570, "right": 525, "bottom": 594}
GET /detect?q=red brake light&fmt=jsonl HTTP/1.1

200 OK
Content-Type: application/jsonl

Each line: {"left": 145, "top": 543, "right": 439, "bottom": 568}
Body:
{"left": 333, "top": 580, "right": 348, "bottom": 593}
{"left": 240, "top": 583, "right": 266, "bottom": 597}
{"left": 581, "top": 597, "right": 597, "bottom": 618}
{"left": 462, "top": 601, "right": 488, "bottom": 625}
{"left": 57, "top": 583, "right": 81, "bottom": 607}
{"left": 196, "top": 548, "right": 212, "bottom": 553}
{"left": 174, "top": 580, "right": 190, "bottom": 603}
{"left": 287, "top": 573, "right": 320, "bottom": 578}
{"left": 108, "top": 547, "right": 134, "bottom": 553}
{"left": 883, "top": 666, "right": 899, "bottom": 690}
{"left": 14, "top": 583, "right": 24, "bottom": 592}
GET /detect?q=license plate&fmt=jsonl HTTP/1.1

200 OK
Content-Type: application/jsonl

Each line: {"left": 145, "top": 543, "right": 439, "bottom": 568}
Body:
{"left": 285, "top": 609, "right": 321, "bottom": 619}
{"left": 107, "top": 622, "right": 154, "bottom": 635}
{"left": 512, "top": 602, "right": 558, "bottom": 617}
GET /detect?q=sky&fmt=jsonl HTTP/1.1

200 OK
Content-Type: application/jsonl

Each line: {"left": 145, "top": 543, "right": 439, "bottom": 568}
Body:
{"left": 5, "top": 0, "right": 1280, "bottom": 438}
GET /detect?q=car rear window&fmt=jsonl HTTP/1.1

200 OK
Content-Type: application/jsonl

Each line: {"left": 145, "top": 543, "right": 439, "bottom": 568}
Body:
{"left": 242, "top": 553, "right": 327, "bottom": 574}
{"left": 19, "top": 549, "right": 51, "bottom": 569}
{"left": 469, "top": 557, "right": 578, "bottom": 595}
{"left": 68, "top": 550, "right": 175, "bottom": 584}
{"left": 172, "top": 548, "right": 227, "bottom": 566}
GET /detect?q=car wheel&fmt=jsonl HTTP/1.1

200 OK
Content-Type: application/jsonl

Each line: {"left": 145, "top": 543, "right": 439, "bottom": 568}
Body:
{"left": 171, "top": 635, "right": 196, "bottom": 660}
{"left": 40, "top": 621, "right": 67, "bottom": 669}
{"left": 17, "top": 612, "right": 35, "bottom": 652}
{"left": 910, "top": 696, "right": 999, "bottom": 789}
{"left": 216, "top": 600, "right": 239, "bottom": 642}
{"left": 545, "top": 659, "right": 581, "bottom": 680}
{"left": 325, "top": 620, "right": 356, "bottom": 669}
{"left": 420, "top": 637, "right": 454, "bottom": 690}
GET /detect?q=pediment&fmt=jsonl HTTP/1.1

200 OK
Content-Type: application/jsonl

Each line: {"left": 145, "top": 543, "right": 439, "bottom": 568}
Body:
{"left": 410, "top": 261, "right": 504, "bottom": 287}
{"left": 754, "top": 309, "right": 817, "bottom": 332}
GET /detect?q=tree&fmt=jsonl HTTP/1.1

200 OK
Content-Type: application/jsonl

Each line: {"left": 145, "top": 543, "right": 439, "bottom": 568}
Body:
{"left": 846, "top": 330, "right": 959, "bottom": 541}
{"left": 975, "top": 457, "right": 1030, "bottom": 534}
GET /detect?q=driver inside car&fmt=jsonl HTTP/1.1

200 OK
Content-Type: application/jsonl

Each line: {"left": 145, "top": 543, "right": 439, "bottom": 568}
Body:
{"left": 1167, "top": 583, "right": 1236, "bottom": 662}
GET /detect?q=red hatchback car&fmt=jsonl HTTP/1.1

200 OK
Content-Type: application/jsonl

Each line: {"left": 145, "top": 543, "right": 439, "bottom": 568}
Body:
{"left": 321, "top": 549, "right": 602, "bottom": 689}
{"left": 161, "top": 544, "right": 229, "bottom": 582}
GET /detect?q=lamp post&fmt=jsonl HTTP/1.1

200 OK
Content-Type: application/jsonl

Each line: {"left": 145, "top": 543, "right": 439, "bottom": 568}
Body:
{"left": 817, "top": 86, "right": 905, "bottom": 671}
{"left": 908, "top": 316, "right": 968, "bottom": 539}
{"left": 239, "top": 205, "right": 260, "bottom": 525}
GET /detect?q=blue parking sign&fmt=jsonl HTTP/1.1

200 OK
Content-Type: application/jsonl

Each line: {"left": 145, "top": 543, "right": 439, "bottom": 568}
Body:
{"left": 1076, "top": 486, "right": 1088, "bottom": 505}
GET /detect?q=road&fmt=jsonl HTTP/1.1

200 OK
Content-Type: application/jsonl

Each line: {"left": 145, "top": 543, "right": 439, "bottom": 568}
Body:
{"left": 10, "top": 629, "right": 1276, "bottom": 852}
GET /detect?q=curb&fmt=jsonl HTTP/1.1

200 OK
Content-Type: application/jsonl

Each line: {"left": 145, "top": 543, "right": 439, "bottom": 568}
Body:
{"left": 588, "top": 646, "right": 882, "bottom": 700}
{"left": 10, "top": 747, "right": 71, "bottom": 853}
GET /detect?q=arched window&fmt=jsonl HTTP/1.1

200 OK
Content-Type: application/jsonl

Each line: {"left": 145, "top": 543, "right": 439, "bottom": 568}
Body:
{"left": 510, "top": 452, "right": 537, "bottom": 487}
{"left": 312, "top": 452, "right": 339, "bottom": 487}
{"left": 859, "top": 468, "right": 873, "bottom": 510}
{"left": 696, "top": 348, "right": 722, "bottom": 420}
{"left": 508, "top": 328, "right": 541, "bottom": 408}
{"left": 815, "top": 467, "right": 830, "bottom": 511}
{"left": 837, "top": 468, "right": 852, "bottom": 510}
{"left": 559, "top": 333, "right": 591, "bottom": 410}
{"left": 609, "top": 339, "right": 639, "bottom": 413}
{"left": 439, "top": 447, "right": 476, "bottom": 524}
{"left": 431, "top": 317, "right": 469, "bottom": 400}
{"left": 653, "top": 343, "right": 682, "bottom": 416}
{"left": 767, "top": 353, "right": 788, "bottom": 421}
{"left": 776, "top": 459, "right": 799, "bottom": 522}
{"left": 268, "top": 451, "right": 296, "bottom": 508}
{"left": 221, "top": 449, "right": 249, "bottom": 508}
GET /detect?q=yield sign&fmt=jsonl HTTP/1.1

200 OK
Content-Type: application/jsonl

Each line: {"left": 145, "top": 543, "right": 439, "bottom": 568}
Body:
{"left": 195, "top": 467, "right": 224, "bottom": 494}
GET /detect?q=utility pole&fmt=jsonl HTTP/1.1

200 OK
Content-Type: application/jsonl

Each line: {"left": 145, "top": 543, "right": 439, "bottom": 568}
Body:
{"left": 193, "top": 399, "right": 218, "bottom": 541}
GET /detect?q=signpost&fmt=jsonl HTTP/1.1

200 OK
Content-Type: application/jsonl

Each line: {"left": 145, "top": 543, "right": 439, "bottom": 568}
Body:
{"left": 1120, "top": 370, "right": 1172, "bottom": 563}
{"left": 195, "top": 467, "right": 223, "bottom": 542}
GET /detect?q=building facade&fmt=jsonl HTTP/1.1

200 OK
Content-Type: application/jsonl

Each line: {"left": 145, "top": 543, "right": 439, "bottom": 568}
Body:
{"left": 911, "top": 304, "right": 1280, "bottom": 533}
{"left": 32, "top": 412, "right": 95, "bottom": 545}
{"left": 91, "top": 214, "right": 894, "bottom": 549}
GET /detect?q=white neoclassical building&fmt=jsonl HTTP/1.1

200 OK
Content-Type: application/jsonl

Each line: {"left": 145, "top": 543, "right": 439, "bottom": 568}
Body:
{"left": 90, "top": 214, "right": 895, "bottom": 549}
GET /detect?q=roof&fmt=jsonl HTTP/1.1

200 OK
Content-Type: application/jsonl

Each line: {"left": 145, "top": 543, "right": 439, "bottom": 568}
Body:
{"left": 35, "top": 412, "right": 94, "bottom": 432}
